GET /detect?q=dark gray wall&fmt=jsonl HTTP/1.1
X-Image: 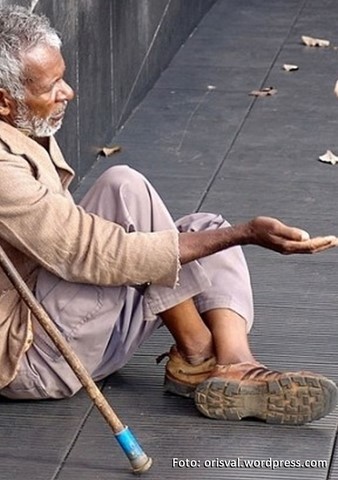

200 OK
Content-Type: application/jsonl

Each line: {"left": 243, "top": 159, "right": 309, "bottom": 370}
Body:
{"left": 1, "top": 0, "right": 216, "bottom": 185}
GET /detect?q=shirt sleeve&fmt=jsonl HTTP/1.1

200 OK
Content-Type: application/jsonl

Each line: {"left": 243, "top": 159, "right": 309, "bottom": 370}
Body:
{"left": 0, "top": 151, "right": 180, "bottom": 287}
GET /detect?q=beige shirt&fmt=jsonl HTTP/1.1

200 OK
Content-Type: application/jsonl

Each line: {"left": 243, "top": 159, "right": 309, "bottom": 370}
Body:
{"left": 0, "top": 121, "right": 180, "bottom": 389}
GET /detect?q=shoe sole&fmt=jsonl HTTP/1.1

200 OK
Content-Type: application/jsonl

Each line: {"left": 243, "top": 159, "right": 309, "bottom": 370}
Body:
{"left": 164, "top": 375, "right": 197, "bottom": 398}
{"left": 194, "top": 374, "right": 338, "bottom": 425}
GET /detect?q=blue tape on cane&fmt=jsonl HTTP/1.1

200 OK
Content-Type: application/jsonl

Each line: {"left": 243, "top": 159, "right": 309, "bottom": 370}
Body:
{"left": 115, "top": 425, "right": 152, "bottom": 473}
{"left": 115, "top": 426, "right": 145, "bottom": 460}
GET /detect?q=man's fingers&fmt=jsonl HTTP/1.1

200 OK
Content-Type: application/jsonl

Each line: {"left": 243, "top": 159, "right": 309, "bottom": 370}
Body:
{"left": 306, "top": 235, "right": 338, "bottom": 253}
{"left": 276, "top": 223, "right": 311, "bottom": 242}
{"left": 260, "top": 216, "right": 309, "bottom": 241}
{"left": 281, "top": 235, "right": 337, "bottom": 254}
{"left": 299, "top": 230, "right": 311, "bottom": 241}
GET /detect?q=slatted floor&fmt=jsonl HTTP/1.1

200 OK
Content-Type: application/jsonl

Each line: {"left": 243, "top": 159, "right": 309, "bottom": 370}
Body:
{"left": 2, "top": 0, "right": 338, "bottom": 478}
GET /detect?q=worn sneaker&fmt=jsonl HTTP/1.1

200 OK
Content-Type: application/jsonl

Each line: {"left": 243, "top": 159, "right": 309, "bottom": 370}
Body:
{"left": 194, "top": 363, "right": 338, "bottom": 425}
{"left": 157, "top": 345, "right": 216, "bottom": 398}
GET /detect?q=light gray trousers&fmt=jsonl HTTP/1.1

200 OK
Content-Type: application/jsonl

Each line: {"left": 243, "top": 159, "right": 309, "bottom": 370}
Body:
{"left": 2, "top": 165, "right": 253, "bottom": 399}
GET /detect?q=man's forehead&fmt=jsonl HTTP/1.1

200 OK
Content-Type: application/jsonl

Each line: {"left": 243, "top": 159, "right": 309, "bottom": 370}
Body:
{"left": 22, "top": 44, "right": 65, "bottom": 80}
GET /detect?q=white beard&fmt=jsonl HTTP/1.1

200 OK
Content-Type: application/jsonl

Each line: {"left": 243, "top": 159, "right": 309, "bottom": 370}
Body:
{"left": 14, "top": 100, "right": 66, "bottom": 137}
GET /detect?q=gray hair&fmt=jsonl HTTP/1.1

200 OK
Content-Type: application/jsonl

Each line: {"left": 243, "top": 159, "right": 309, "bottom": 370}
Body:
{"left": 0, "top": 6, "right": 61, "bottom": 99}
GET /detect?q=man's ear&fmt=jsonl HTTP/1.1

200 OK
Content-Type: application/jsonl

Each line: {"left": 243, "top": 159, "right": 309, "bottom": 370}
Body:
{"left": 0, "top": 89, "right": 15, "bottom": 117}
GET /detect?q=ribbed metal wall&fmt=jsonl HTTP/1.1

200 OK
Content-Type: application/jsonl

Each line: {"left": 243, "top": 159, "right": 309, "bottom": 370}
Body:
{"left": 0, "top": 0, "right": 216, "bottom": 185}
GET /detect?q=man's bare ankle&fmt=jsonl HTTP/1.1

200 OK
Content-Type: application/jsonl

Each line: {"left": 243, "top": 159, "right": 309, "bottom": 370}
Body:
{"left": 216, "top": 355, "right": 260, "bottom": 366}
{"left": 177, "top": 346, "right": 214, "bottom": 366}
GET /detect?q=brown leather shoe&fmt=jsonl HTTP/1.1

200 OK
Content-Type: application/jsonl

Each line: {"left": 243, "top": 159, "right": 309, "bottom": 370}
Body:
{"left": 194, "top": 363, "right": 338, "bottom": 425}
{"left": 157, "top": 345, "right": 216, "bottom": 398}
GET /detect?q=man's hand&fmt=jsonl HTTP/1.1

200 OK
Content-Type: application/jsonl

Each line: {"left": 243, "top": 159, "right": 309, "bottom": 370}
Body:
{"left": 246, "top": 216, "right": 338, "bottom": 254}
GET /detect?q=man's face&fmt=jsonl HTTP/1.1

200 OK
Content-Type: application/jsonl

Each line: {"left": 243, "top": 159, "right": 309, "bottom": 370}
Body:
{"left": 13, "top": 44, "right": 74, "bottom": 137}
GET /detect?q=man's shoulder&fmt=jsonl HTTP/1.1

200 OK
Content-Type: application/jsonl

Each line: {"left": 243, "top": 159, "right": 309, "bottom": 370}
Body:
{"left": 0, "top": 120, "right": 38, "bottom": 156}
{"left": 0, "top": 121, "right": 74, "bottom": 177}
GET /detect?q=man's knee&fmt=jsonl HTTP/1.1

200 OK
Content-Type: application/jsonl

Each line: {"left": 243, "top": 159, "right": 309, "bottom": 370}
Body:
{"left": 96, "top": 165, "right": 147, "bottom": 192}
{"left": 176, "top": 212, "right": 230, "bottom": 233}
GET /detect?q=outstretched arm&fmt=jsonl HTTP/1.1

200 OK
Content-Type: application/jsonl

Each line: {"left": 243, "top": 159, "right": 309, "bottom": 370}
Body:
{"left": 178, "top": 216, "right": 337, "bottom": 264}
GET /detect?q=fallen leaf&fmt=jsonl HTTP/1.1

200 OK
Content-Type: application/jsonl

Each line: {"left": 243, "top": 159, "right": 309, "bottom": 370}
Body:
{"left": 249, "top": 87, "right": 277, "bottom": 97}
{"left": 283, "top": 64, "right": 299, "bottom": 71}
{"left": 334, "top": 80, "right": 338, "bottom": 97}
{"left": 99, "top": 145, "right": 122, "bottom": 157}
{"left": 301, "top": 35, "right": 330, "bottom": 47}
{"left": 318, "top": 150, "right": 338, "bottom": 165}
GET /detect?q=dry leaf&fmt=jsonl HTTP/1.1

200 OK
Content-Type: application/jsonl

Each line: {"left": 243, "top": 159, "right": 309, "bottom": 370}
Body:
{"left": 283, "top": 64, "right": 299, "bottom": 71}
{"left": 99, "top": 145, "right": 122, "bottom": 157}
{"left": 249, "top": 87, "right": 277, "bottom": 97}
{"left": 334, "top": 80, "right": 338, "bottom": 97}
{"left": 318, "top": 150, "right": 338, "bottom": 165}
{"left": 301, "top": 35, "right": 330, "bottom": 47}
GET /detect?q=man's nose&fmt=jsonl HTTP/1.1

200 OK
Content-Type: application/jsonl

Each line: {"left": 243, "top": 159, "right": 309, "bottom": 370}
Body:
{"left": 57, "top": 80, "right": 75, "bottom": 102}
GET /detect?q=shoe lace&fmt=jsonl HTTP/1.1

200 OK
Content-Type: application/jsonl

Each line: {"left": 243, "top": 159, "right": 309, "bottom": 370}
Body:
{"left": 241, "top": 365, "right": 281, "bottom": 380}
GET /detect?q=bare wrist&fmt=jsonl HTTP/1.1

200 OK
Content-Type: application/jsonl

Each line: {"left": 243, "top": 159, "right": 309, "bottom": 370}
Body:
{"left": 231, "top": 222, "right": 253, "bottom": 246}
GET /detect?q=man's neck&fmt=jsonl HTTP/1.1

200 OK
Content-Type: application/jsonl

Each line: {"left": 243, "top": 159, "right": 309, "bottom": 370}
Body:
{"left": 0, "top": 117, "right": 51, "bottom": 151}
{"left": 32, "top": 136, "right": 50, "bottom": 151}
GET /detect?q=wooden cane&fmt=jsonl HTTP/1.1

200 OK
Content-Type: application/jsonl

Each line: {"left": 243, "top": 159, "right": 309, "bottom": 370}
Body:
{"left": 0, "top": 245, "right": 152, "bottom": 474}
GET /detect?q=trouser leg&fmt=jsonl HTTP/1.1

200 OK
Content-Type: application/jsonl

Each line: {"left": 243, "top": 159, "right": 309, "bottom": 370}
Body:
{"left": 79, "top": 165, "right": 212, "bottom": 319}
{"left": 175, "top": 212, "right": 254, "bottom": 332}
{"left": 80, "top": 166, "right": 253, "bottom": 325}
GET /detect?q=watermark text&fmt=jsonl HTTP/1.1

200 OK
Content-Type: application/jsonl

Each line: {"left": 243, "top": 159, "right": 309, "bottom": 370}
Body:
{"left": 171, "top": 457, "right": 328, "bottom": 470}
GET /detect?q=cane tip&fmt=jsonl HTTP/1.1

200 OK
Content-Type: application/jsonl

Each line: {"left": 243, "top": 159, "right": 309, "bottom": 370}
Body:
{"left": 132, "top": 456, "right": 153, "bottom": 475}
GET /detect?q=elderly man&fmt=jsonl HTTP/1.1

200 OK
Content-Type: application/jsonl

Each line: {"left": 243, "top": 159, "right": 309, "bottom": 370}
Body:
{"left": 0, "top": 6, "right": 336, "bottom": 426}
